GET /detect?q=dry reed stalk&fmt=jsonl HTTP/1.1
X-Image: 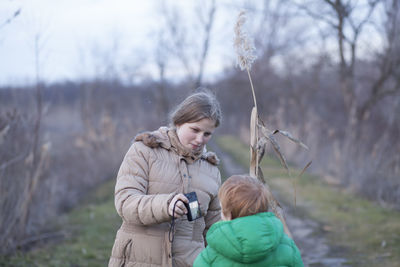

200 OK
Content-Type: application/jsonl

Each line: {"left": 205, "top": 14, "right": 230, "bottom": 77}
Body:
{"left": 234, "top": 10, "right": 292, "bottom": 237}
{"left": 250, "top": 107, "right": 258, "bottom": 178}
{"left": 234, "top": 10, "right": 260, "bottom": 178}
{"left": 233, "top": 10, "right": 311, "bottom": 238}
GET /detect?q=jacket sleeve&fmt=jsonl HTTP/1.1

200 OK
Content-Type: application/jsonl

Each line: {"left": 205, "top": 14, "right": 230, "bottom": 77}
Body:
{"left": 203, "top": 170, "right": 221, "bottom": 239}
{"left": 114, "top": 142, "right": 175, "bottom": 225}
{"left": 292, "top": 240, "right": 305, "bottom": 267}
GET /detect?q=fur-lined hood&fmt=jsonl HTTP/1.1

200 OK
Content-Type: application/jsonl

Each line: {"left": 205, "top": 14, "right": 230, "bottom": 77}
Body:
{"left": 134, "top": 127, "right": 219, "bottom": 166}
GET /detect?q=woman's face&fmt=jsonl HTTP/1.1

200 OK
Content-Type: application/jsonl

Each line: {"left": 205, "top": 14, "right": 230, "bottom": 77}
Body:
{"left": 176, "top": 118, "right": 216, "bottom": 153}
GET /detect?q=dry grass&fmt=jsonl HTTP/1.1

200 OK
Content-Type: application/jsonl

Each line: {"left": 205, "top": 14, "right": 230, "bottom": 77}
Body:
{"left": 0, "top": 179, "right": 121, "bottom": 266}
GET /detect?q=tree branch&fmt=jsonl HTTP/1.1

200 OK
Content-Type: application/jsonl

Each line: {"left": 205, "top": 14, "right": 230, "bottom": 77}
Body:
{"left": 0, "top": 8, "right": 21, "bottom": 30}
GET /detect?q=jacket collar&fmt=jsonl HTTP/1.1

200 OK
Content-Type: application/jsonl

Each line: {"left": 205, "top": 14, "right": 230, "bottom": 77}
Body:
{"left": 134, "top": 127, "right": 219, "bottom": 166}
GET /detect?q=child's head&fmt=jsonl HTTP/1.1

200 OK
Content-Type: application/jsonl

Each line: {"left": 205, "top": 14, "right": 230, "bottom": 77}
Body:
{"left": 218, "top": 175, "right": 269, "bottom": 220}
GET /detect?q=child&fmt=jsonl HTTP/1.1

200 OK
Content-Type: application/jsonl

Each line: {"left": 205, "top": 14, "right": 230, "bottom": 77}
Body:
{"left": 194, "top": 175, "right": 304, "bottom": 267}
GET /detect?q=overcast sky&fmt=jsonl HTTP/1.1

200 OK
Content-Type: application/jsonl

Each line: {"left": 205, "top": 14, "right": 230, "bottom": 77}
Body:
{"left": 0, "top": 0, "right": 242, "bottom": 87}
{"left": 0, "top": 0, "right": 161, "bottom": 86}
{"left": 1, "top": 0, "right": 384, "bottom": 87}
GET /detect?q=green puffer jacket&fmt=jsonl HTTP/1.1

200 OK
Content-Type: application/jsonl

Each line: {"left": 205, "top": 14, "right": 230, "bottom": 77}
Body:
{"left": 194, "top": 212, "right": 304, "bottom": 267}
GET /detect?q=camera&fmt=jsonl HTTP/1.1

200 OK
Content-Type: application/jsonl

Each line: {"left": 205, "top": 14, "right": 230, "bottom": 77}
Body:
{"left": 184, "top": 192, "right": 202, "bottom": 221}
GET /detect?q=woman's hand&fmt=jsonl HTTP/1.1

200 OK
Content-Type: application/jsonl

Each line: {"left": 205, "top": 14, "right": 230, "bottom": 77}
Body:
{"left": 168, "top": 194, "right": 189, "bottom": 218}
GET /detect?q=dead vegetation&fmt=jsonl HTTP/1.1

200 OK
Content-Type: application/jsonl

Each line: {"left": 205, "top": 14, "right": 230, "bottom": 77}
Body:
{"left": 233, "top": 10, "right": 312, "bottom": 239}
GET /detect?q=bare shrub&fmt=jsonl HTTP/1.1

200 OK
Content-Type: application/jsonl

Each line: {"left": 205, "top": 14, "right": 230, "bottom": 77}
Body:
{"left": 0, "top": 81, "right": 166, "bottom": 254}
{"left": 0, "top": 108, "right": 49, "bottom": 253}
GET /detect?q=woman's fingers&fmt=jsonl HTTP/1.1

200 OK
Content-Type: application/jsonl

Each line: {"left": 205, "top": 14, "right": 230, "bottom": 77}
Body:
{"left": 168, "top": 194, "right": 189, "bottom": 217}
{"left": 174, "top": 204, "right": 186, "bottom": 216}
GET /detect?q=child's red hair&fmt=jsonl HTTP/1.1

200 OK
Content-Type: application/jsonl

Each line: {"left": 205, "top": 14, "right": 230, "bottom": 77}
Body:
{"left": 218, "top": 175, "right": 269, "bottom": 220}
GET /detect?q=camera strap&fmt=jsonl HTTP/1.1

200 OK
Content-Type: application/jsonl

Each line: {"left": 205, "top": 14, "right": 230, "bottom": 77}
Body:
{"left": 168, "top": 199, "right": 185, "bottom": 243}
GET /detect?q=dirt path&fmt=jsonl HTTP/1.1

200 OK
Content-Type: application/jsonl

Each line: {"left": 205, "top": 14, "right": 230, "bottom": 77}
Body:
{"left": 210, "top": 141, "right": 350, "bottom": 267}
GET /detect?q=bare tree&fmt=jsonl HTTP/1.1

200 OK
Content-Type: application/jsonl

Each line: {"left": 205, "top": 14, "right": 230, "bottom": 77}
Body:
{"left": 18, "top": 23, "right": 51, "bottom": 239}
{"left": 291, "top": 0, "right": 400, "bottom": 196}
{"left": 250, "top": 0, "right": 305, "bottom": 64}
{"left": 357, "top": 0, "right": 400, "bottom": 120}
{"left": 159, "top": 1, "right": 194, "bottom": 81}
{"left": 298, "top": 0, "right": 382, "bottom": 127}
{"left": 158, "top": 0, "right": 217, "bottom": 89}
{"left": 298, "top": 0, "right": 399, "bottom": 129}
{"left": 194, "top": 0, "right": 216, "bottom": 88}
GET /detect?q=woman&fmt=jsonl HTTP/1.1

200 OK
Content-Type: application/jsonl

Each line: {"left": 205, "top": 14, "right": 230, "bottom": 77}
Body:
{"left": 108, "top": 91, "right": 222, "bottom": 267}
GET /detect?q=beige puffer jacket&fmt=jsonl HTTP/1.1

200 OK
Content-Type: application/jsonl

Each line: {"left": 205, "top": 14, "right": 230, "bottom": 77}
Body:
{"left": 108, "top": 127, "right": 221, "bottom": 267}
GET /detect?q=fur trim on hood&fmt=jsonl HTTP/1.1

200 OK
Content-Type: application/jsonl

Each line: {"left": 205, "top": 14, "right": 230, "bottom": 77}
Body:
{"left": 134, "top": 127, "right": 219, "bottom": 166}
{"left": 134, "top": 127, "right": 171, "bottom": 149}
{"left": 201, "top": 151, "right": 220, "bottom": 166}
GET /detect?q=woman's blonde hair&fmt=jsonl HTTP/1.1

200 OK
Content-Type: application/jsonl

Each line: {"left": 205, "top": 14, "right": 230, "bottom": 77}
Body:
{"left": 218, "top": 175, "right": 269, "bottom": 220}
{"left": 170, "top": 90, "right": 221, "bottom": 127}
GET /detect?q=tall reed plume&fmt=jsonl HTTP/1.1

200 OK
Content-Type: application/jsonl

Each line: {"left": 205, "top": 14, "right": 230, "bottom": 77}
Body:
{"left": 234, "top": 10, "right": 257, "bottom": 109}
{"left": 233, "top": 10, "right": 311, "bottom": 238}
